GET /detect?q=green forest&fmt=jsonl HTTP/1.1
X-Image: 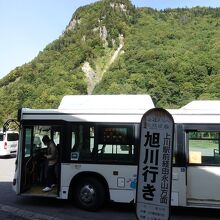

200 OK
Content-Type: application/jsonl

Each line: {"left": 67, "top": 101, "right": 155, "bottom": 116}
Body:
{"left": 0, "top": 0, "right": 220, "bottom": 124}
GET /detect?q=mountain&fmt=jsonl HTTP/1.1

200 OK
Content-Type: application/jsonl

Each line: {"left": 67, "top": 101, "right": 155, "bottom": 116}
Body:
{"left": 0, "top": 0, "right": 220, "bottom": 124}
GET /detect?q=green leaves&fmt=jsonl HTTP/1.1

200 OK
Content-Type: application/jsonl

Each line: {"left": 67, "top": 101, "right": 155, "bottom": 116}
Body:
{"left": 0, "top": 2, "right": 220, "bottom": 124}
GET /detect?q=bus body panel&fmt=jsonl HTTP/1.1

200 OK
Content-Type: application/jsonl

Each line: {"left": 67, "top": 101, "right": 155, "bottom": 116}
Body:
{"left": 60, "top": 164, "right": 187, "bottom": 205}
{"left": 187, "top": 166, "right": 220, "bottom": 207}
{"left": 21, "top": 110, "right": 145, "bottom": 124}
{"left": 171, "top": 167, "right": 187, "bottom": 207}
{"left": 13, "top": 96, "right": 220, "bottom": 210}
{"left": 61, "top": 163, "right": 137, "bottom": 203}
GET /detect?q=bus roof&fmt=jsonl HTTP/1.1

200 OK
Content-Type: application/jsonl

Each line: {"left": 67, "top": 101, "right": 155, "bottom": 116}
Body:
{"left": 20, "top": 95, "right": 155, "bottom": 123}
{"left": 58, "top": 95, "right": 154, "bottom": 112}
{"left": 167, "top": 100, "right": 220, "bottom": 124}
{"left": 20, "top": 96, "right": 220, "bottom": 124}
{"left": 181, "top": 100, "right": 220, "bottom": 110}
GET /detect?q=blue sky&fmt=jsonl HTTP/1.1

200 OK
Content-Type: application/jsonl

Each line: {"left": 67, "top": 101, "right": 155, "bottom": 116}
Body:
{"left": 0, "top": 0, "right": 220, "bottom": 79}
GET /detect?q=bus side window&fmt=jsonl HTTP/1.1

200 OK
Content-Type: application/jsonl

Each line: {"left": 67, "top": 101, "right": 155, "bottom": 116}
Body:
{"left": 90, "top": 127, "right": 94, "bottom": 152}
{"left": 70, "top": 125, "right": 94, "bottom": 161}
{"left": 71, "top": 131, "right": 77, "bottom": 151}
{"left": 71, "top": 127, "right": 79, "bottom": 160}
{"left": 188, "top": 131, "right": 220, "bottom": 165}
{"left": 97, "top": 125, "right": 135, "bottom": 163}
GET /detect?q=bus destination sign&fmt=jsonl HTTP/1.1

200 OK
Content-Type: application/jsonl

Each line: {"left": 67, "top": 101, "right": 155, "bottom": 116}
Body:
{"left": 136, "top": 108, "right": 174, "bottom": 220}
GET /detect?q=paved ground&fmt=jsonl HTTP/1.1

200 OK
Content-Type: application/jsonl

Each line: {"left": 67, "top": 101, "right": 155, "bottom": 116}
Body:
{"left": 0, "top": 210, "right": 28, "bottom": 220}
{"left": 0, "top": 203, "right": 62, "bottom": 220}
{"left": 0, "top": 157, "right": 25, "bottom": 219}
{"left": 1, "top": 156, "right": 220, "bottom": 220}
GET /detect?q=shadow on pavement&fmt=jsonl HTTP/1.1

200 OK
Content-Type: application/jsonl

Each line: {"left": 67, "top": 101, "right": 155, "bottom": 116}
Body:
{"left": 1, "top": 181, "right": 220, "bottom": 220}
{"left": 171, "top": 206, "right": 220, "bottom": 219}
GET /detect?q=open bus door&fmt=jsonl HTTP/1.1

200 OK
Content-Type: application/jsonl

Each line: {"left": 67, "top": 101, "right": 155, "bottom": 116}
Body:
{"left": 20, "top": 126, "right": 35, "bottom": 193}
{"left": 19, "top": 125, "right": 62, "bottom": 197}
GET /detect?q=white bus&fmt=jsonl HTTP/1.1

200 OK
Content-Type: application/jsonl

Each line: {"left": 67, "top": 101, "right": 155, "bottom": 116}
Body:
{"left": 12, "top": 95, "right": 220, "bottom": 211}
{"left": 168, "top": 100, "right": 220, "bottom": 209}
{"left": 12, "top": 95, "right": 154, "bottom": 211}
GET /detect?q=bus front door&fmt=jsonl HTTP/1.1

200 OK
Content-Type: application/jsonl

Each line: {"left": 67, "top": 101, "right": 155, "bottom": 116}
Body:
{"left": 20, "top": 126, "right": 33, "bottom": 193}
{"left": 20, "top": 125, "right": 61, "bottom": 197}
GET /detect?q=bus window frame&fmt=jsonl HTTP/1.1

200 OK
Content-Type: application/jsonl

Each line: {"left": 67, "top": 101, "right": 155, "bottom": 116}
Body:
{"left": 172, "top": 124, "right": 187, "bottom": 167}
{"left": 184, "top": 124, "right": 220, "bottom": 166}
{"left": 20, "top": 126, "right": 34, "bottom": 192}
{"left": 68, "top": 122, "right": 139, "bottom": 165}
{"left": 20, "top": 120, "right": 68, "bottom": 162}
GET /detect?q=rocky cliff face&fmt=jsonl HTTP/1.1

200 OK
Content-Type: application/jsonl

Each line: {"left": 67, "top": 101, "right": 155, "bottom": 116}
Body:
{"left": 63, "top": 0, "right": 131, "bottom": 94}
{"left": 82, "top": 33, "right": 124, "bottom": 94}
{"left": 64, "top": 17, "right": 81, "bottom": 34}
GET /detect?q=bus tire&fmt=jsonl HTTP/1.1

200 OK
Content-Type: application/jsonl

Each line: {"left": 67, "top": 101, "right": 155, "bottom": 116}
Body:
{"left": 73, "top": 177, "right": 105, "bottom": 211}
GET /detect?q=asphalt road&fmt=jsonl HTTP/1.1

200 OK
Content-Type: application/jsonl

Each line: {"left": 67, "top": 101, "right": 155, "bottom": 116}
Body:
{"left": 1, "top": 157, "right": 220, "bottom": 220}
{"left": 0, "top": 156, "right": 135, "bottom": 220}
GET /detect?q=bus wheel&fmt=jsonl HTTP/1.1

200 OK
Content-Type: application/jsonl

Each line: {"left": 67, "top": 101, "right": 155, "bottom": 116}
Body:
{"left": 74, "top": 177, "right": 105, "bottom": 211}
